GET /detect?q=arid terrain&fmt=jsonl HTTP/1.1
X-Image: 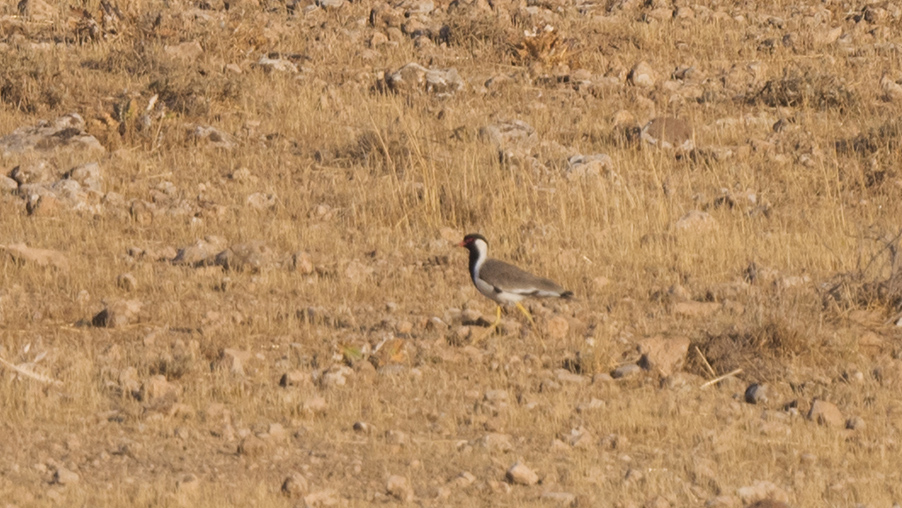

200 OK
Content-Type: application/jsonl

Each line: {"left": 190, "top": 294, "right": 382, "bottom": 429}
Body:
{"left": 2, "top": 0, "right": 902, "bottom": 506}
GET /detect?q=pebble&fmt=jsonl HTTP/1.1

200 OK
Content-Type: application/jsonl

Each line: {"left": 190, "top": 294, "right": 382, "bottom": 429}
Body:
{"left": 116, "top": 273, "right": 137, "bottom": 292}
{"left": 612, "top": 363, "right": 641, "bottom": 379}
{"left": 506, "top": 461, "right": 539, "bottom": 485}
{"left": 281, "top": 472, "right": 309, "bottom": 498}
{"left": 53, "top": 467, "right": 80, "bottom": 485}
{"left": 386, "top": 474, "right": 414, "bottom": 502}
{"left": 744, "top": 383, "right": 768, "bottom": 404}
{"left": 807, "top": 399, "right": 844, "bottom": 427}
{"left": 92, "top": 299, "right": 143, "bottom": 328}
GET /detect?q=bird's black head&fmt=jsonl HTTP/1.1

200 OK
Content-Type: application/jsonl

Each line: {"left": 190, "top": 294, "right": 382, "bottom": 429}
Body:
{"left": 459, "top": 233, "right": 488, "bottom": 249}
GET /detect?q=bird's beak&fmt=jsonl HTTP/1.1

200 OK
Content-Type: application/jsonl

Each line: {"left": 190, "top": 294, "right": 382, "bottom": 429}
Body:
{"left": 457, "top": 241, "right": 465, "bottom": 247}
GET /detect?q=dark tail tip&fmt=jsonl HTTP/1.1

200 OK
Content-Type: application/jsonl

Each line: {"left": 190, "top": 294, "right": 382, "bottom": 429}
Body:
{"left": 560, "top": 291, "right": 574, "bottom": 299}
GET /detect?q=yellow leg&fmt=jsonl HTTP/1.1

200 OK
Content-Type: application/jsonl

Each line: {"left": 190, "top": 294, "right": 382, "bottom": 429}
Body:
{"left": 473, "top": 306, "right": 502, "bottom": 345}
{"left": 515, "top": 302, "right": 535, "bottom": 325}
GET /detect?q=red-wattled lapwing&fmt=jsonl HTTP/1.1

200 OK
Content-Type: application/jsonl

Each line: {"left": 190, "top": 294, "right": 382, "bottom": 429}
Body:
{"left": 459, "top": 233, "right": 572, "bottom": 333}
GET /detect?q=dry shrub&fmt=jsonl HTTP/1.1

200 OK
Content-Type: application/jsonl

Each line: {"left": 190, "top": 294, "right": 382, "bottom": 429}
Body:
{"left": 689, "top": 317, "right": 810, "bottom": 381}
{"left": 512, "top": 25, "right": 580, "bottom": 68}
{"left": 147, "top": 72, "right": 243, "bottom": 118}
{"left": 0, "top": 52, "right": 70, "bottom": 113}
{"left": 342, "top": 128, "right": 413, "bottom": 175}
{"left": 754, "top": 66, "right": 855, "bottom": 110}
{"left": 443, "top": 11, "right": 512, "bottom": 51}
{"left": 823, "top": 230, "right": 902, "bottom": 313}
{"left": 835, "top": 120, "right": 902, "bottom": 157}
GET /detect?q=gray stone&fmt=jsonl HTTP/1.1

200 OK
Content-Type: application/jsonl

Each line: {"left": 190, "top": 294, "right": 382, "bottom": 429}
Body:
{"left": 744, "top": 383, "right": 768, "bottom": 404}
{"left": 567, "top": 153, "right": 613, "bottom": 179}
{"left": 385, "top": 63, "right": 464, "bottom": 96}
{"left": 612, "top": 363, "right": 641, "bottom": 379}
{"left": 65, "top": 162, "right": 103, "bottom": 192}
{"left": 0, "top": 113, "right": 105, "bottom": 157}
{"left": 191, "top": 125, "right": 235, "bottom": 149}
{"left": 92, "top": 299, "right": 143, "bottom": 327}
{"left": 10, "top": 160, "right": 56, "bottom": 185}
{"left": 256, "top": 54, "right": 299, "bottom": 73}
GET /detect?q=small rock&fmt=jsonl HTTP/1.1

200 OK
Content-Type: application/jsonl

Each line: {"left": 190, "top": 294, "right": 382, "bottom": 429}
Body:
{"left": 317, "top": 0, "right": 345, "bottom": 9}
{"left": 744, "top": 383, "right": 768, "bottom": 404}
{"left": 301, "top": 396, "right": 327, "bottom": 415}
{"left": 386, "top": 474, "right": 414, "bottom": 502}
{"left": 279, "top": 370, "right": 312, "bottom": 388}
{"left": 636, "top": 336, "right": 690, "bottom": 376}
{"left": 807, "top": 399, "right": 844, "bottom": 427}
{"left": 0, "top": 243, "right": 69, "bottom": 271}
{"left": 214, "top": 241, "right": 274, "bottom": 272}
{"left": 191, "top": 125, "right": 235, "bottom": 149}
{"left": 0, "top": 175, "right": 17, "bottom": 192}
{"left": 173, "top": 237, "right": 228, "bottom": 266}
{"left": 450, "top": 471, "right": 476, "bottom": 487}
{"left": 353, "top": 421, "right": 372, "bottom": 433}
{"left": 545, "top": 316, "right": 569, "bottom": 339}
{"left": 384, "top": 63, "right": 464, "bottom": 96}
{"left": 215, "top": 348, "right": 252, "bottom": 376}
{"left": 555, "top": 369, "right": 589, "bottom": 385}
{"left": 846, "top": 416, "right": 865, "bottom": 430}
{"left": 641, "top": 117, "right": 694, "bottom": 150}
{"left": 116, "top": 273, "right": 137, "bottom": 292}
{"left": 256, "top": 54, "right": 299, "bottom": 73}
{"left": 281, "top": 472, "right": 309, "bottom": 498}
{"left": 92, "top": 299, "right": 142, "bottom": 327}
{"left": 176, "top": 474, "right": 200, "bottom": 494}
{"left": 567, "top": 153, "right": 613, "bottom": 179}
{"left": 612, "top": 363, "right": 641, "bottom": 379}
{"left": 10, "top": 160, "right": 55, "bottom": 185}
{"left": 506, "top": 461, "right": 539, "bottom": 485}
{"left": 478, "top": 120, "right": 538, "bottom": 152}
{"left": 674, "top": 210, "right": 717, "bottom": 233}
{"left": 64, "top": 162, "right": 103, "bottom": 193}
{"left": 137, "top": 375, "right": 180, "bottom": 402}
{"left": 53, "top": 467, "right": 80, "bottom": 486}
{"left": 737, "top": 481, "right": 789, "bottom": 504}
{"left": 237, "top": 435, "right": 267, "bottom": 457}
{"left": 385, "top": 429, "right": 409, "bottom": 446}
{"left": 479, "top": 433, "right": 513, "bottom": 452}
{"left": 288, "top": 251, "right": 314, "bottom": 274}
{"left": 246, "top": 192, "right": 277, "bottom": 210}
{"left": 164, "top": 41, "right": 204, "bottom": 61}
{"left": 628, "top": 61, "right": 656, "bottom": 87}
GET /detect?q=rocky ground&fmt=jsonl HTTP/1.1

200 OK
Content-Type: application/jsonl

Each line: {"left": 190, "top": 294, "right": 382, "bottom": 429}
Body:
{"left": 2, "top": 0, "right": 902, "bottom": 506}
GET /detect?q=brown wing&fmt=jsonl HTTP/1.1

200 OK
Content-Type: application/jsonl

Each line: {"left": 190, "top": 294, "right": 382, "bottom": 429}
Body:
{"left": 479, "top": 259, "right": 568, "bottom": 297}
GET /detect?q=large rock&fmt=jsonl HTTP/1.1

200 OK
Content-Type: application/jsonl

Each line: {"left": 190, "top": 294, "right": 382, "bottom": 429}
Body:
{"left": 0, "top": 243, "right": 69, "bottom": 271}
{"left": 807, "top": 399, "right": 843, "bottom": 427}
{"left": 0, "top": 113, "right": 105, "bottom": 157}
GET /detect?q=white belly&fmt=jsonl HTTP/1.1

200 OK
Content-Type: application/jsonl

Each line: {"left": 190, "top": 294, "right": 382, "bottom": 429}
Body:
{"left": 473, "top": 276, "right": 524, "bottom": 305}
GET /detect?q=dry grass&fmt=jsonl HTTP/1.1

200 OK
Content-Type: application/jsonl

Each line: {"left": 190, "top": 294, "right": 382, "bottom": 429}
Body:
{"left": 2, "top": 0, "right": 902, "bottom": 506}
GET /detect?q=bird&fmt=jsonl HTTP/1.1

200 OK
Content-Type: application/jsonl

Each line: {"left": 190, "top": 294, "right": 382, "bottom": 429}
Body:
{"left": 458, "top": 233, "right": 572, "bottom": 333}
